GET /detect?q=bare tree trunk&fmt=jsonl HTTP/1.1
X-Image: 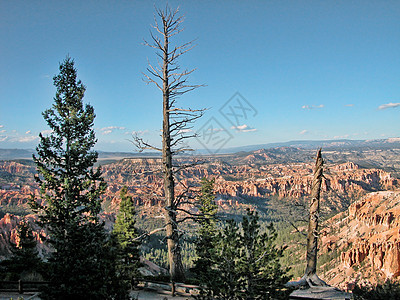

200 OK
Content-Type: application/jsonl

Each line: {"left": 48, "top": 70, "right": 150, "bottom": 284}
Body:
{"left": 287, "top": 149, "right": 327, "bottom": 288}
{"left": 134, "top": 6, "right": 204, "bottom": 283}
{"left": 162, "top": 30, "right": 185, "bottom": 282}
{"left": 303, "top": 148, "right": 326, "bottom": 285}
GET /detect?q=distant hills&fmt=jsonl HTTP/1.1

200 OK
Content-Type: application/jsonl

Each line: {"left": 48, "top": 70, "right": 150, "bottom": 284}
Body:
{"left": 0, "top": 149, "right": 157, "bottom": 161}
{"left": 1, "top": 138, "right": 400, "bottom": 160}
{"left": 223, "top": 137, "right": 400, "bottom": 153}
{"left": 0, "top": 148, "right": 34, "bottom": 160}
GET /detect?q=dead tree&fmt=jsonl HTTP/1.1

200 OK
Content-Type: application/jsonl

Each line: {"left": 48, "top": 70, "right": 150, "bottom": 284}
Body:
{"left": 287, "top": 149, "right": 328, "bottom": 288}
{"left": 133, "top": 6, "right": 204, "bottom": 282}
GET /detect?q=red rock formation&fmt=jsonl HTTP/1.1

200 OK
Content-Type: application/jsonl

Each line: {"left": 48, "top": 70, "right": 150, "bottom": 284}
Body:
{"left": 1, "top": 159, "right": 398, "bottom": 224}
{"left": 0, "top": 213, "right": 47, "bottom": 259}
{"left": 320, "top": 191, "right": 400, "bottom": 288}
{"left": 1, "top": 158, "right": 399, "bottom": 274}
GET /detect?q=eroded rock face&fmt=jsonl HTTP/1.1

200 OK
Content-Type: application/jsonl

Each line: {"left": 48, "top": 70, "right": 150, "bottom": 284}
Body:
{"left": 1, "top": 158, "right": 399, "bottom": 266}
{"left": 0, "top": 213, "right": 47, "bottom": 260}
{"left": 1, "top": 159, "right": 397, "bottom": 212}
{"left": 321, "top": 191, "right": 400, "bottom": 287}
{"left": 0, "top": 213, "right": 19, "bottom": 258}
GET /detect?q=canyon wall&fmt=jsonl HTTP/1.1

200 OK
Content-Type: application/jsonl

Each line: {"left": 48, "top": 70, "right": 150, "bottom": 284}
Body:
{"left": 1, "top": 158, "right": 399, "bottom": 270}
{"left": 320, "top": 191, "right": 400, "bottom": 288}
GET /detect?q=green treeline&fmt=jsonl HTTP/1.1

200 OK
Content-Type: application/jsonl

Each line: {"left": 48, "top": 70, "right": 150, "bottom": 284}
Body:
{"left": 190, "top": 178, "right": 291, "bottom": 299}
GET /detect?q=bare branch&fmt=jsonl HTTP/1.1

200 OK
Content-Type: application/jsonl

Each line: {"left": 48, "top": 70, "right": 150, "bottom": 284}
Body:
{"left": 130, "top": 134, "right": 162, "bottom": 152}
{"left": 134, "top": 227, "right": 167, "bottom": 241}
{"left": 176, "top": 207, "right": 201, "bottom": 217}
{"left": 142, "top": 72, "right": 163, "bottom": 91}
{"left": 289, "top": 221, "right": 307, "bottom": 237}
{"left": 168, "top": 107, "right": 205, "bottom": 113}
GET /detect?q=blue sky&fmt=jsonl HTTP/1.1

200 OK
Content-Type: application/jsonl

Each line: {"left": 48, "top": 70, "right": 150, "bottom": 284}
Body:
{"left": 0, "top": 0, "right": 399, "bottom": 152}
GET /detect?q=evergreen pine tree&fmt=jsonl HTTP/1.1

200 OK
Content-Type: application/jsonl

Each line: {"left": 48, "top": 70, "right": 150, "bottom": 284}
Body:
{"left": 237, "top": 210, "right": 290, "bottom": 299}
{"left": 30, "top": 56, "right": 122, "bottom": 299}
{"left": 213, "top": 219, "right": 242, "bottom": 299}
{"left": 193, "top": 178, "right": 218, "bottom": 274}
{"left": 192, "top": 178, "right": 220, "bottom": 297}
{"left": 199, "top": 209, "right": 290, "bottom": 299}
{"left": 112, "top": 186, "right": 141, "bottom": 290}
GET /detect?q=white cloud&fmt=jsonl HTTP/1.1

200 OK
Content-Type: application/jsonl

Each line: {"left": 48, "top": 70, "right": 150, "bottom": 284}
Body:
{"left": 100, "top": 126, "right": 126, "bottom": 135}
{"left": 243, "top": 129, "right": 257, "bottom": 132}
{"left": 0, "top": 130, "right": 39, "bottom": 144}
{"left": 178, "top": 129, "right": 193, "bottom": 134}
{"left": 231, "top": 125, "right": 247, "bottom": 130}
{"left": 14, "top": 136, "right": 38, "bottom": 143}
{"left": 333, "top": 134, "right": 350, "bottom": 139}
{"left": 378, "top": 102, "right": 400, "bottom": 110}
{"left": 41, "top": 129, "right": 53, "bottom": 135}
{"left": 302, "top": 104, "right": 324, "bottom": 110}
{"left": 231, "top": 124, "right": 257, "bottom": 132}
{"left": 103, "top": 126, "right": 126, "bottom": 131}
{"left": 299, "top": 130, "right": 308, "bottom": 135}
{"left": 130, "top": 130, "right": 150, "bottom": 136}
{"left": 0, "top": 125, "right": 3, "bottom": 128}
{"left": 345, "top": 104, "right": 354, "bottom": 107}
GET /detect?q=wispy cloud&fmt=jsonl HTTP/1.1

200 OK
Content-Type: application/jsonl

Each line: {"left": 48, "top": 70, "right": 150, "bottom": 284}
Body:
{"left": 102, "top": 130, "right": 113, "bottom": 135}
{"left": 178, "top": 129, "right": 193, "bottom": 134}
{"left": 231, "top": 124, "right": 257, "bottom": 132}
{"left": 129, "top": 130, "right": 150, "bottom": 136}
{"left": 345, "top": 104, "right": 354, "bottom": 107}
{"left": 333, "top": 134, "right": 350, "bottom": 139}
{"left": 0, "top": 129, "right": 38, "bottom": 144}
{"left": 5, "top": 135, "right": 39, "bottom": 143}
{"left": 302, "top": 104, "right": 324, "bottom": 110}
{"left": 0, "top": 125, "right": 3, "bottom": 128}
{"left": 378, "top": 102, "right": 400, "bottom": 110}
{"left": 299, "top": 130, "right": 308, "bottom": 135}
{"left": 41, "top": 129, "right": 53, "bottom": 135}
{"left": 12, "top": 136, "right": 38, "bottom": 143}
{"left": 100, "top": 126, "right": 126, "bottom": 135}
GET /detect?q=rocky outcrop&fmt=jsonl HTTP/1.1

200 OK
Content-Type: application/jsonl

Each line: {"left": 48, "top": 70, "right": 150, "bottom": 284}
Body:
{"left": 1, "top": 158, "right": 399, "bottom": 277}
{"left": 1, "top": 159, "right": 398, "bottom": 217}
{"left": 0, "top": 213, "right": 19, "bottom": 258}
{"left": 320, "top": 191, "right": 400, "bottom": 288}
{"left": 0, "top": 213, "right": 47, "bottom": 260}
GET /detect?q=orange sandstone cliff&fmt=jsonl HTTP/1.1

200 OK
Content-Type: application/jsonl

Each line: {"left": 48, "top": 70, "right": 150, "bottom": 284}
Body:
{"left": 320, "top": 191, "right": 400, "bottom": 288}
